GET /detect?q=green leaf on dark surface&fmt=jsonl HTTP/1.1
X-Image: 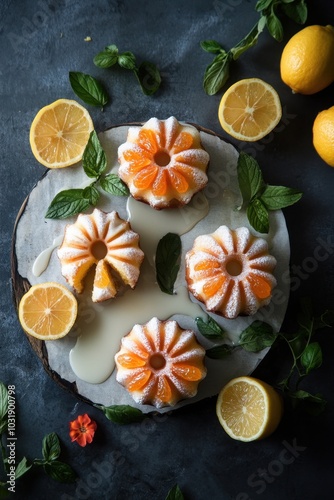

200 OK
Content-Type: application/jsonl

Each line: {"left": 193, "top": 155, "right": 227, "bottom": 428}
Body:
{"left": 200, "top": 40, "right": 225, "bottom": 54}
{"left": 239, "top": 321, "right": 277, "bottom": 352}
{"left": 266, "top": 12, "right": 284, "bottom": 41}
{"left": 93, "top": 44, "right": 119, "bottom": 68}
{"left": 237, "top": 152, "right": 265, "bottom": 206}
{"left": 300, "top": 342, "right": 322, "bottom": 374}
{"left": 165, "top": 484, "right": 185, "bottom": 500}
{"left": 282, "top": 0, "right": 308, "bottom": 24}
{"left": 118, "top": 51, "right": 137, "bottom": 70}
{"left": 45, "top": 189, "right": 91, "bottom": 219}
{"left": 135, "top": 61, "right": 161, "bottom": 95}
{"left": 43, "top": 461, "right": 76, "bottom": 483}
{"left": 288, "top": 390, "right": 327, "bottom": 415}
{"left": 255, "top": 0, "right": 273, "bottom": 11}
{"left": 231, "top": 20, "right": 264, "bottom": 60}
{"left": 69, "top": 71, "right": 109, "bottom": 107}
{"left": 205, "top": 344, "right": 235, "bottom": 359}
{"left": 260, "top": 185, "right": 302, "bottom": 210}
{"left": 196, "top": 316, "right": 225, "bottom": 340}
{"left": 97, "top": 404, "right": 145, "bottom": 424}
{"left": 82, "top": 130, "right": 107, "bottom": 178}
{"left": 203, "top": 52, "right": 231, "bottom": 96}
{"left": 155, "top": 233, "right": 181, "bottom": 295}
{"left": 247, "top": 198, "right": 269, "bottom": 233}
{"left": 42, "top": 433, "right": 61, "bottom": 462}
{"left": 15, "top": 457, "right": 32, "bottom": 479}
{"left": 100, "top": 174, "right": 130, "bottom": 196}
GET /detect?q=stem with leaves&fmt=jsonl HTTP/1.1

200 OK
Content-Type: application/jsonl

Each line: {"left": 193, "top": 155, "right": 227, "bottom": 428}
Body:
{"left": 201, "top": 0, "right": 308, "bottom": 95}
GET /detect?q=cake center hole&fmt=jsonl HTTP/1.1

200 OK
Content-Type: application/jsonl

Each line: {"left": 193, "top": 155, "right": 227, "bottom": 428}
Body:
{"left": 154, "top": 151, "right": 170, "bottom": 167}
{"left": 91, "top": 240, "right": 108, "bottom": 260}
{"left": 226, "top": 258, "right": 243, "bottom": 276}
{"left": 149, "top": 353, "right": 166, "bottom": 370}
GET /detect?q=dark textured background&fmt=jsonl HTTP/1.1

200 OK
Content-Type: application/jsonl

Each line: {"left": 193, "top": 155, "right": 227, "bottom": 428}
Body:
{"left": 1, "top": 1, "right": 334, "bottom": 499}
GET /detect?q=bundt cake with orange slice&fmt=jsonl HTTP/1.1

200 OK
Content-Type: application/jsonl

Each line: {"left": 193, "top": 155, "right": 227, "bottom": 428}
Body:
{"left": 115, "top": 317, "right": 207, "bottom": 408}
{"left": 185, "top": 226, "right": 277, "bottom": 319}
{"left": 57, "top": 208, "right": 144, "bottom": 303}
{"left": 117, "top": 116, "right": 210, "bottom": 209}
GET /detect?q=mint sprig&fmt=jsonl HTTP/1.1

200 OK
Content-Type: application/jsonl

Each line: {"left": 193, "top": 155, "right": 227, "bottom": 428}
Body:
{"left": 237, "top": 151, "right": 302, "bottom": 233}
{"left": 96, "top": 404, "right": 145, "bottom": 424}
{"left": 155, "top": 233, "right": 181, "bottom": 295}
{"left": 45, "top": 130, "right": 129, "bottom": 219}
{"left": 201, "top": 0, "right": 308, "bottom": 94}
{"left": 69, "top": 71, "right": 109, "bottom": 107}
{"left": 94, "top": 44, "right": 161, "bottom": 95}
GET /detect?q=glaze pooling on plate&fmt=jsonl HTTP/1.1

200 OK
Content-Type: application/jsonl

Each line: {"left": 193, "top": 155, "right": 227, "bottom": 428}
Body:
{"left": 14, "top": 123, "right": 290, "bottom": 412}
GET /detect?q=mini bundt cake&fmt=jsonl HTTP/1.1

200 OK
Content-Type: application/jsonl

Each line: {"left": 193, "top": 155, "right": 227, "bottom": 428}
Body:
{"left": 115, "top": 317, "right": 207, "bottom": 408}
{"left": 185, "top": 226, "right": 277, "bottom": 319}
{"left": 117, "top": 116, "right": 210, "bottom": 209}
{"left": 57, "top": 208, "right": 144, "bottom": 303}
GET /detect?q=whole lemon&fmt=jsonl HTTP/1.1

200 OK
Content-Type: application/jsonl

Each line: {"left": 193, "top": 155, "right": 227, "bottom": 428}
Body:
{"left": 280, "top": 25, "right": 334, "bottom": 95}
{"left": 313, "top": 106, "right": 334, "bottom": 167}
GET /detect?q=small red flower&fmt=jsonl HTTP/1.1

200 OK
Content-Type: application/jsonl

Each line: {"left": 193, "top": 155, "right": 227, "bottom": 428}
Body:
{"left": 69, "top": 413, "right": 97, "bottom": 447}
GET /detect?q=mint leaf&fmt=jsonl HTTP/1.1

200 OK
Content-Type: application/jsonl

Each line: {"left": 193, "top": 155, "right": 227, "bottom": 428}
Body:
{"left": 196, "top": 316, "right": 225, "bottom": 340}
{"left": 255, "top": 0, "right": 273, "bottom": 11}
{"left": 205, "top": 344, "right": 235, "bottom": 359}
{"left": 155, "top": 233, "right": 181, "bottom": 295}
{"left": 69, "top": 71, "right": 109, "bottom": 107}
{"left": 260, "top": 185, "right": 302, "bottom": 210}
{"left": 166, "top": 484, "right": 185, "bottom": 500}
{"left": 15, "top": 457, "right": 32, "bottom": 479}
{"left": 200, "top": 40, "right": 225, "bottom": 54}
{"left": 93, "top": 44, "right": 119, "bottom": 68}
{"left": 237, "top": 152, "right": 265, "bottom": 206}
{"left": 282, "top": 1, "right": 308, "bottom": 24}
{"left": 0, "top": 382, "right": 8, "bottom": 424}
{"left": 82, "top": 130, "right": 107, "bottom": 178}
{"left": 44, "top": 461, "right": 76, "bottom": 483}
{"left": 45, "top": 189, "right": 91, "bottom": 219}
{"left": 266, "top": 12, "right": 284, "bottom": 41}
{"left": 135, "top": 61, "right": 161, "bottom": 95}
{"left": 97, "top": 404, "right": 145, "bottom": 424}
{"left": 231, "top": 21, "right": 264, "bottom": 60}
{"left": 288, "top": 390, "right": 326, "bottom": 415}
{"left": 42, "top": 433, "right": 61, "bottom": 462}
{"left": 301, "top": 342, "right": 322, "bottom": 374}
{"left": 247, "top": 198, "right": 269, "bottom": 233}
{"left": 100, "top": 174, "right": 129, "bottom": 196}
{"left": 239, "top": 321, "right": 276, "bottom": 352}
{"left": 82, "top": 185, "right": 99, "bottom": 205}
{"left": 203, "top": 52, "right": 231, "bottom": 96}
{"left": 118, "top": 51, "right": 137, "bottom": 70}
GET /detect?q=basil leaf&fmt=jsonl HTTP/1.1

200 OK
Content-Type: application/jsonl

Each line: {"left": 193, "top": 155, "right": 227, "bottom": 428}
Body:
{"left": 100, "top": 173, "right": 130, "bottom": 196}
{"left": 135, "top": 61, "right": 161, "bottom": 95}
{"left": 82, "top": 185, "right": 99, "bottom": 206}
{"left": 239, "top": 321, "right": 276, "bottom": 352}
{"left": 260, "top": 185, "right": 302, "bottom": 210}
{"left": 166, "top": 484, "right": 185, "bottom": 500}
{"left": 118, "top": 51, "right": 137, "bottom": 70}
{"left": 205, "top": 344, "right": 235, "bottom": 359}
{"left": 231, "top": 21, "right": 264, "bottom": 60}
{"left": 247, "top": 198, "right": 269, "bottom": 233}
{"left": 237, "top": 152, "right": 265, "bottom": 206}
{"left": 266, "top": 12, "right": 284, "bottom": 41}
{"left": 282, "top": 1, "right": 308, "bottom": 24}
{"left": 196, "top": 316, "right": 225, "bottom": 340}
{"left": 255, "top": 0, "right": 273, "bottom": 11}
{"left": 301, "top": 342, "right": 322, "bottom": 374}
{"left": 203, "top": 53, "right": 231, "bottom": 96}
{"left": 97, "top": 404, "right": 145, "bottom": 424}
{"left": 82, "top": 130, "right": 107, "bottom": 178}
{"left": 69, "top": 71, "right": 109, "bottom": 107}
{"left": 93, "top": 44, "right": 119, "bottom": 68}
{"left": 288, "top": 390, "right": 326, "bottom": 415}
{"left": 15, "top": 457, "right": 32, "bottom": 479}
{"left": 200, "top": 40, "right": 225, "bottom": 54}
{"left": 45, "top": 189, "right": 91, "bottom": 219}
{"left": 0, "top": 382, "right": 8, "bottom": 423}
{"left": 155, "top": 233, "right": 181, "bottom": 295}
{"left": 44, "top": 461, "right": 76, "bottom": 483}
{"left": 42, "top": 433, "right": 61, "bottom": 462}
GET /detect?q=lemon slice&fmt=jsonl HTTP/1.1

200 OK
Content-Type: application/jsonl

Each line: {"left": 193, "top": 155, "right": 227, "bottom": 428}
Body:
{"left": 218, "top": 78, "right": 282, "bottom": 142}
{"left": 29, "top": 98, "right": 94, "bottom": 168}
{"left": 18, "top": 282, "right": 78, "bottom": 340}
{"left": 216, "top": 376, "right": 283, "bottom": 441}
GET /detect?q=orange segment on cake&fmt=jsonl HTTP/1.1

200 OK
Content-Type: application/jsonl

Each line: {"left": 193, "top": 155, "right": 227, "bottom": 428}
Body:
{"left": 185, "top": 226, "right": 277, "bottom": 319}
{"left": 57, "top": 208, "right": 144, "bottom": 302}
{"left": 115, "top": 317, "right": 207, "bottom": 408}
{"left": 117, "top": 116, "right": 210, "bottom": 209}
